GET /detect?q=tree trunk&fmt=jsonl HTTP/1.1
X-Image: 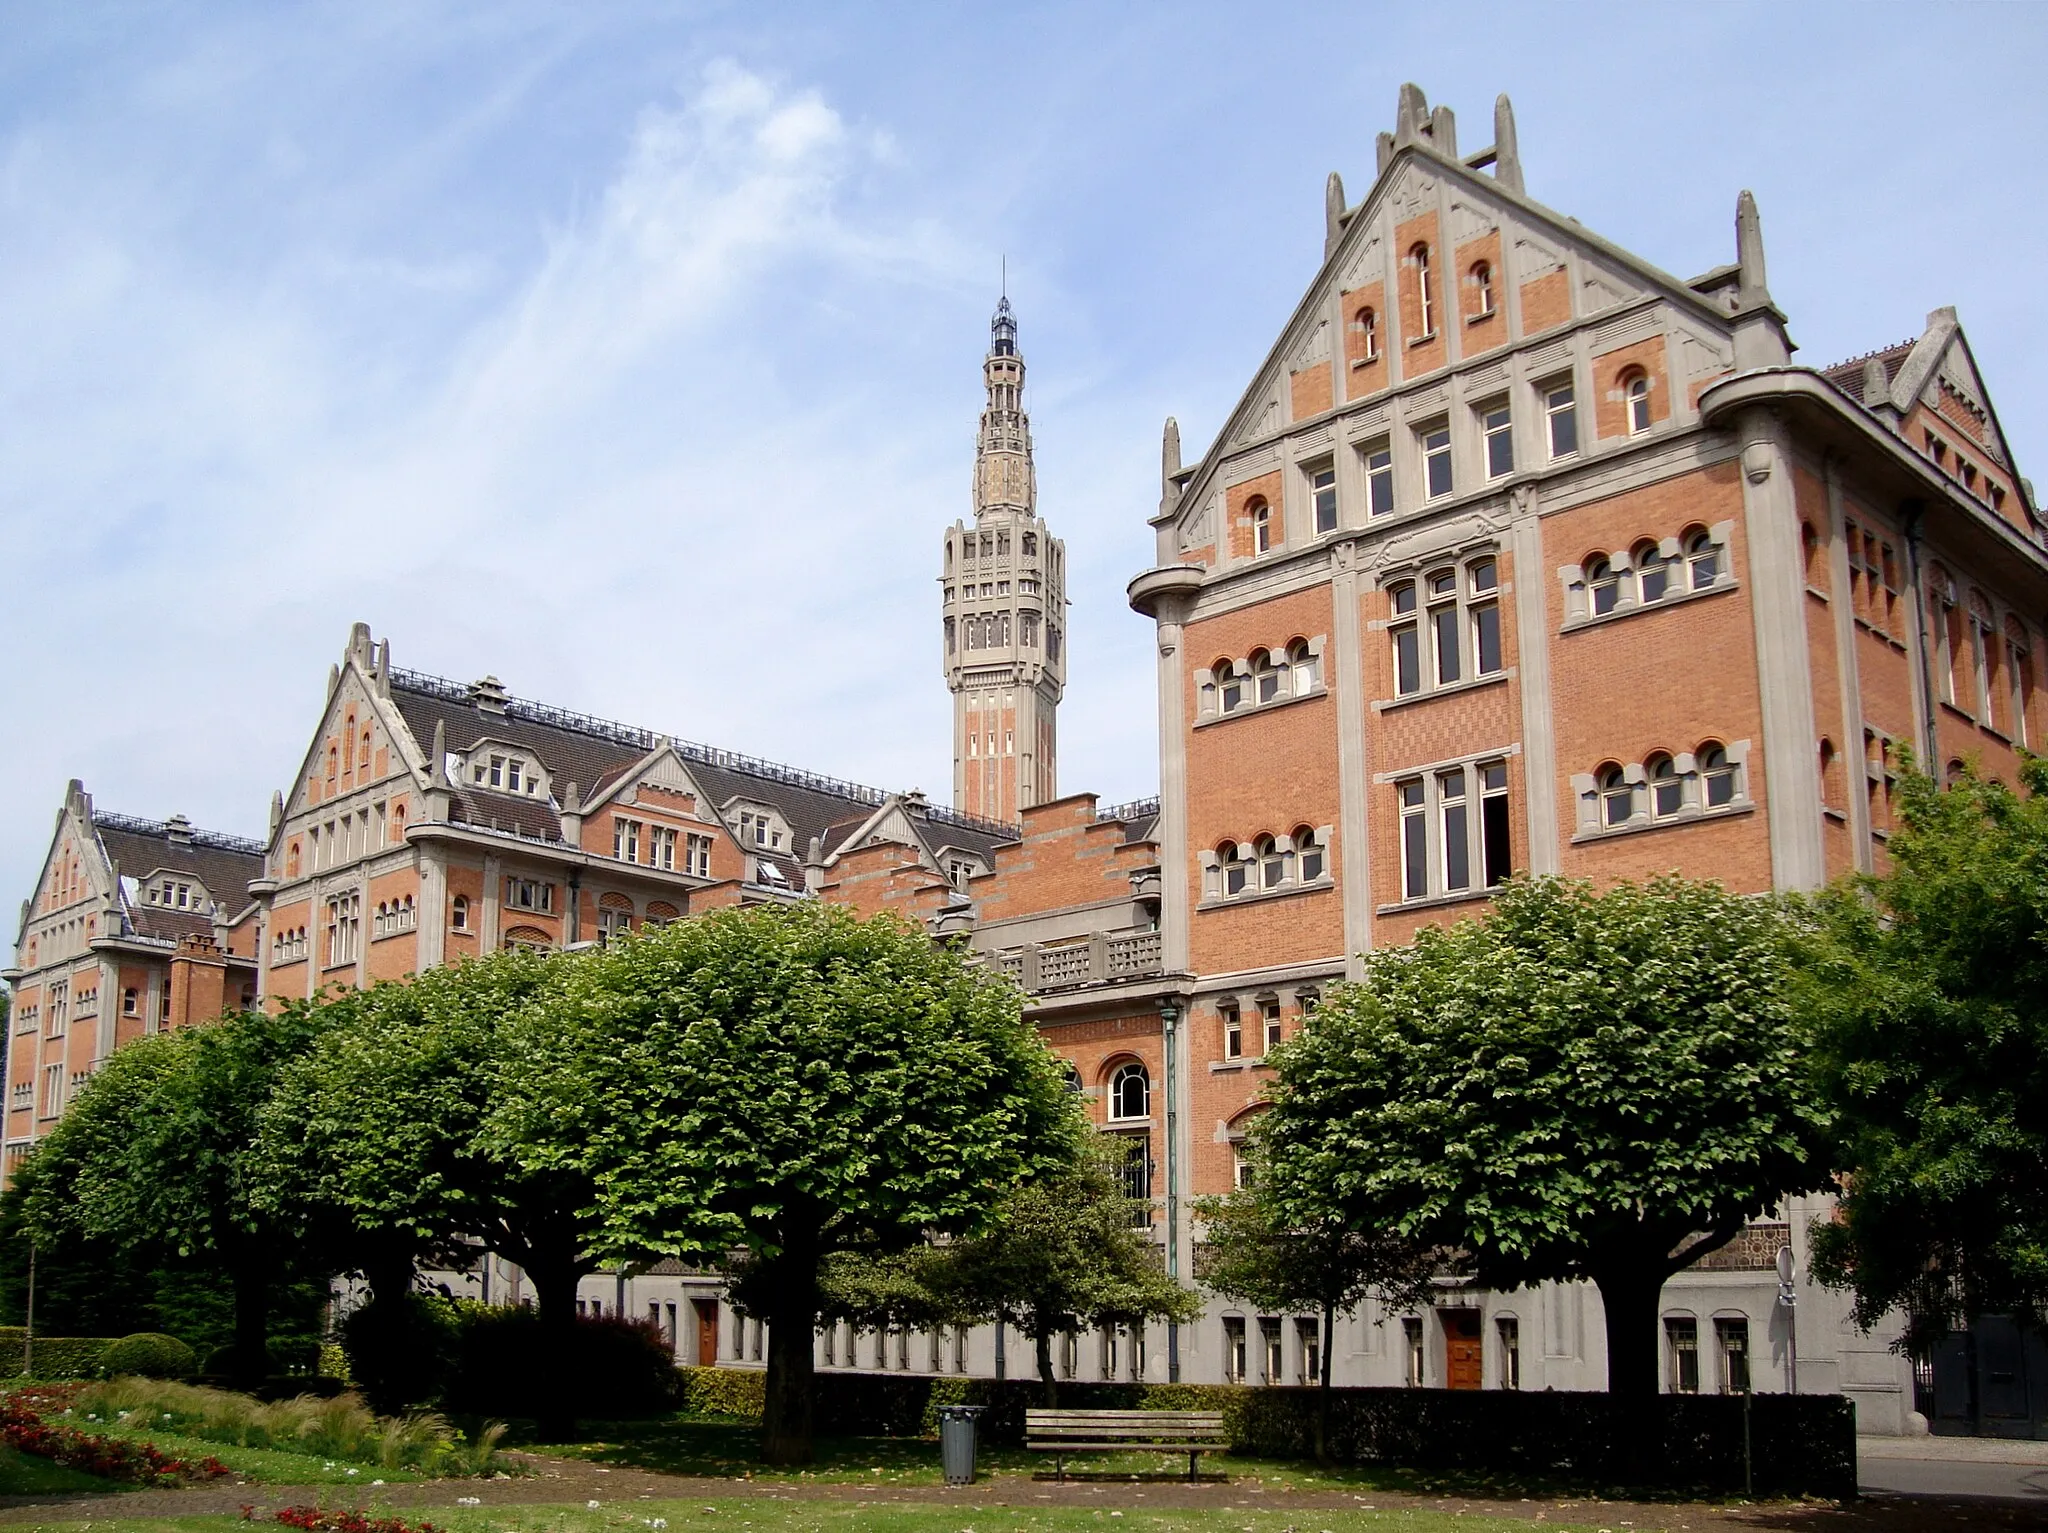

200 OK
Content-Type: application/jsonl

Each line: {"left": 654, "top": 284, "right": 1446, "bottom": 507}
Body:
{"left": 1034, "top": 1327, "right": 1057, "bottom": 1408}
{"left": 758, "top": 1229, "right": 821, "bottom": 1466}
{"left": 1316, "top": 1301, "right": 1334, "bottom": 1465}
{"left": 230, "top": 1261, "right": 269, "bottom": 1391}
{"left": 522, "top": 1256, "right": 586, "bottom": 1444}
{"left": 1591, "top": 1260, "right": 1670, "bottom": 1488}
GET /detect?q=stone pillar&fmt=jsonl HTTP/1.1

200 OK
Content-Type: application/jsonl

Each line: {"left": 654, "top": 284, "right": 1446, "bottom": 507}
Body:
{"left": 1330, "top": 541, "right": 1374, "bottom": 976}
{"left": 1510, "top": 495, "right": 1561, "bottom": 875}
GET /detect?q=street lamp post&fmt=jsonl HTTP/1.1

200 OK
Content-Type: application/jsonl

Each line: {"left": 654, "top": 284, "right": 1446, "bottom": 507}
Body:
{"left": 1776, "top": 1244, "right": 1798, "bottom": 1395}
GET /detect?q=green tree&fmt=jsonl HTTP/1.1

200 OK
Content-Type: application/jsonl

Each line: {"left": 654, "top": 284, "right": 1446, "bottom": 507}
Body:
{"left": 1195, "top": 1172, "right": 1434, "bottom": 1457}
{"left": 493, "top": 904, "right": 1082, "bottom": 1463}
{"left": 822, "top": 1141, "right": 1201, "bottom": 1406}
{"left": 1260, "top": 874, "right": 1834, "bottom": 1401}
{"left": 253, "top": 950, "right": 608, "bottom": 1419}
{"left": 1804, "top": 759, "right": 2048, "bottom": 1350}
{"left": 21, "top": 1002, "right": 332, "bottom": 1385}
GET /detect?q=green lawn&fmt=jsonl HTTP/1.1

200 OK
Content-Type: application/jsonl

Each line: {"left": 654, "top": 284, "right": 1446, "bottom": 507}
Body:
{"left": 0, "top": 1442, "right": 123, "bottom": 1498}
{"left": 0, "top": 1501, "right": 1608, "bottom": 1533}
{"left": 540, "top": 1415, "right": 1641, "bottom": 1502}
{"left": 93, "top": 1422, "right": 427, "bottom": 1485}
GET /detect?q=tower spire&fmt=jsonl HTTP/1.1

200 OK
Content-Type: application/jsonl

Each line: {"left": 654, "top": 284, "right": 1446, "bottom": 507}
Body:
{"left": 943, "top": 293, "right": 1066, "bottom": 823}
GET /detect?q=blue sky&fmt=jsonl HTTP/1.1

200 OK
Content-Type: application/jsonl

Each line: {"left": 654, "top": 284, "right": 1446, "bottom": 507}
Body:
{"left": 3, "top": 2, "right": 2044, "bottom": 911}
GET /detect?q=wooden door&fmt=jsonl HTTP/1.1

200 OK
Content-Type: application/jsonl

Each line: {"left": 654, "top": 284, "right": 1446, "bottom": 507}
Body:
{"left": 1443, "top": 1308, "right": 1483, "bottom": 1390}
{"left": 693, "top": 1299, "right": 720, "bottom": 1368}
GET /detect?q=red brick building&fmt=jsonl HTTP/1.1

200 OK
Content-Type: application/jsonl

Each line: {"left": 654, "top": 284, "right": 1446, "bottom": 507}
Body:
{"left": 9, "top": 82, "right": 2044, "bottom": 1429}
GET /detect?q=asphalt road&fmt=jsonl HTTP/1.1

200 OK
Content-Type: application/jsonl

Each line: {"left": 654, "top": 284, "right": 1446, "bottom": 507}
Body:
{"left": 1861, "top": 1440, "right": 2048, "bottom": 1506}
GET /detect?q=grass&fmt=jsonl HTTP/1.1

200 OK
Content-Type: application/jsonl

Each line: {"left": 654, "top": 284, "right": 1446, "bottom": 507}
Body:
{"left": 537, "top": 1414, "right": 1672, "bottom": 1503}
{"left": 0, "top": 1500, "right": 1613, "bottom": 1532}
{"left": 0, "top": 1442, "right": 121, "bottom": 1497}
{"left": 90, "top": 1421, "right": 427, "bottom": 1485}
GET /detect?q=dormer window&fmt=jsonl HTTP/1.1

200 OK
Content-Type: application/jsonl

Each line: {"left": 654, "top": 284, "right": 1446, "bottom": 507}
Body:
{"left": 467, "top": 746, "right": 546, "bottom": 797}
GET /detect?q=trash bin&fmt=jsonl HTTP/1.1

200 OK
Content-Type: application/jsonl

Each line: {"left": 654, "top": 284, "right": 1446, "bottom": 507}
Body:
{"left": 937, "top": 1404, "right": 986, "bottom": 1486}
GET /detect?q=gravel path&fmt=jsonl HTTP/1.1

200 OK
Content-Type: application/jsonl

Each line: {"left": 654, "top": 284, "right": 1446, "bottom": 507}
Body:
{"left": 0, "top": 1453, "right": 2041, "bottom": 1532}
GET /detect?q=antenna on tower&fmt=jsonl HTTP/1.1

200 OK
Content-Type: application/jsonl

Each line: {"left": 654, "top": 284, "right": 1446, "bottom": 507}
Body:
{"left": 1001, "top": 254, "right": 1007, "bottom": 300}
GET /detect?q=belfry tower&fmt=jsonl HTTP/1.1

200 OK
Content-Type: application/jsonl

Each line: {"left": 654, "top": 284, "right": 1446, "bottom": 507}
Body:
{"left": 942, "top": 297, "right": 1066, "bottom": 823}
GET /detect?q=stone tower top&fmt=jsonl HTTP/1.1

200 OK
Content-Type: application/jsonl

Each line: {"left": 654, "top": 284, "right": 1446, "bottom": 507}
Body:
{"left": 975, "top": 297, "right": 1035, "bottom": 518}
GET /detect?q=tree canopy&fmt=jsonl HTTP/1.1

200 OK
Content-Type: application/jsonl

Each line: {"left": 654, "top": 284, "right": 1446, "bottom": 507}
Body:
{"left": 1259, "top": 874, "right": 1835, "bottom": 1399}
{"left": 491, "top": 903, "right": 1084, "bottom": 1461}
{"left": 1805, "top": 759, "right": 2048, "bottom": 1350}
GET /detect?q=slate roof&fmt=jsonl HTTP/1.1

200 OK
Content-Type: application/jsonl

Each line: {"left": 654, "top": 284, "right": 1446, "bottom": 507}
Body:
{"left": 92, "top": 812, "right": 266, "bottom": 938}
{"left": 384, "top": 669, "right": 1017, "bottom": 885}
{"left": 1818, "top": 340, "right": 1915, "bottom": 404}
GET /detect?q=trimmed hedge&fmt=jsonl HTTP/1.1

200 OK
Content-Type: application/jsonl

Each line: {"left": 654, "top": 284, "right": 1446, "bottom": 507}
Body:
{"left": 101, "top": 1333, "right": 198, "bottom": 1380}
{"left": 0, "top": 1327, "right": 112, "bottom": 1380}
{"left": 674, "top": 1368, "right": 1855, "bottom": 1498}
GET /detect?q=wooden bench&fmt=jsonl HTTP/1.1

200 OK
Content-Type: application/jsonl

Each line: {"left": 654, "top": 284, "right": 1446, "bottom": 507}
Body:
{"left": 1024, "top": 1408, "right": 1229, "bottom": 1481}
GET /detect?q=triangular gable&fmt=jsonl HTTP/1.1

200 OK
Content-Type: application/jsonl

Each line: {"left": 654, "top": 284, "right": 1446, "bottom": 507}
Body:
{"left": 278, "top": 645, "right": 431, "bottom": 834}
{"left": 579, "top": 744, "right": 709, "bottom": 816}
{"left": 1897, "top": 320, "right": 2015, "bottom": 472}
{"left": 13, "top": 785, "right": 108, "bottom": 949}
{"left": 817, "top": 796, "right": 935, "bottom": 871}
{"left": 1174, "top": 141, "right": 1728, "bottom": 531}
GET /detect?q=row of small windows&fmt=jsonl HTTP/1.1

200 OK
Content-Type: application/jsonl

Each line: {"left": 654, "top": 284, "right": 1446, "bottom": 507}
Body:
{"left": 1390, "top": 558, "right": 1501, "bottom": 697}
{"left": 1205, "top": 828, "right": 1330, "bottom": 900}
{"left": 1398, "top": 759, "right": 1512, "bottom": 902}
{"left": 1200, "top": 641, "right": 1321, "bottom": 717}
{"left": 472, "top": 753, "right": 542, "bottom": 796}
{"left": 144, "top": 878, "right": 200, "bottom": 909}
{"left": 1571, "top": 530, "right": 1726, "bottom": 621}
{"left": 951, "top": 529, "right": 1040, "bottom": 564}
{"left": 372, "top": 896, "right": 417, "bottom": 939}
{"left": 1584, "top": 744, "right": 1746, "bottom": 832}
{"left": 273, "top": 925, "right": 309, "bottom": 963}
{"left": 1927, "top": 564, "right": 2037, "bottom": 747}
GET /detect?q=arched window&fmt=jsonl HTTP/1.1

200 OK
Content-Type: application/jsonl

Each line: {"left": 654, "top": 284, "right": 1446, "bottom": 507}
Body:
{"left": 1633, "top": 541, "right": 1670, "bottom": 604}
{"left": 1287, "top": 640, "right": 1320, "bottom": 694}
{"left": 645, "top": 900, "right": 679, "bottom": 928}
{"left": 1108, "top": 1061, "right": 1150, "bottom": 1121}
{"left": 1624, "top": 371, "right": 1652, "bottom": 435}
{"left": 1219, "top": 840, "right": 1251, "bottom": 897}
{"left": 1252, "top": 648, "right": 1285, "bottom": 705}
{"left": 1700, "top": 743, "right": 1740, "bottom": 807}
{"left": 1598, "top": 764, "right": 1636, "bottom": 827}
{"left": 1250, "top": 499, "right": 1275, "bottom": 556}
{"left": 1411, "top": 244, "right": 1434, "bottom": 336}
{"left": 327, "top": 745, "right": 339, "bottom": 783}
{"left": 1255, "top": 834, "right": 1293, "bottom": 890}
{"left": 1471, "top": 260, "right": 1494, "bottom": 317}
{"left": 1945, "top": 758, "right": 1967, "bottom": 787}
{"left": 503, "top": 925, "right": 551, "bottom": 953}
{"left": 1647, "top": 754, "right": 1684, "bottom": 818}
{"left": 1215, "top": 660, "right": 1247, "bottom": 714}
{"left": 1819, "top": 738, "right": 1839, "bottom": 808}
{"left": 1293, "top": 826, "right": 1327, "bottom": 882}
{"left": 1587, "top": 556, "right": 1624, "bottom": 617}
{"left": 450, "top": 895, "right": 470, "bottom": 932}
{"left": 2007, "top": 620, "right": 2034, "bottom": 749}
{"left": 1686, "top": 530, "right": 1720, "bottom": 591}
{"left": 1355, "top": 306, "right": 1378, "bottom": 362}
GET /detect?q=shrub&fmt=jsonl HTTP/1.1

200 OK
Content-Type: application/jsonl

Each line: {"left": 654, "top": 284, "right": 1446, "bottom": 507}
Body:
{"left": 101, "top": 1333, "right": 197, "bottom": 1381}
{"left": 338, "top": 1296, "right": 463, "bottom": 1413}
{"left": 442, "top": 1310, "right": 679, "bottom": 1422}
{"left": 0, "top": 1329, "right": 115, "bottom": 1380}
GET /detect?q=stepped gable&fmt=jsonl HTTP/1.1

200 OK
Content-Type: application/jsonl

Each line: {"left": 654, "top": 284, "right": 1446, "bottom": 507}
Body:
{"left": 92, "top": 811, "right": 265, "bottom": 940}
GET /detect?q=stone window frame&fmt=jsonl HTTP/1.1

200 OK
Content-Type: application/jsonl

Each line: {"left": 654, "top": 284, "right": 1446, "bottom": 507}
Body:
{"left": 1375, "top": 551, "right": 1508, "bottom": 707}
{"left": 1306, "top": 458, "right": 1340, "bottom": 537}
{"left": 1569, "top": 738, "right": 1754, "bottom": 841}
{"left": 1559, "top": 520, "right": 1737, "bottom": 632}
{"left": 1376, "top": 749, "right": 1516, "bottom": 914}
{"left": 1197, "top": 823, "right": 1335, "bottom": 909}
{"left": 1194, "top": 634, "right": 1329, "bottom": 725}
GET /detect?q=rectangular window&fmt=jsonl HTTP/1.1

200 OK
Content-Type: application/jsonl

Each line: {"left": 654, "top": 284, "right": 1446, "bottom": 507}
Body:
{"left": 1716, "top": 1318, "right": 1751, "bottom": 1394}
{"left": 1261, "top": 998, "right": 1282, "bottom": 1055}
{"left": 1221, "top": 1003, "right": 1243, "bottom": 1060}
{"left": 1440, "top": 769, "right": 1470, "bottom": 891}
{"left": 1472, "top": 603, "right": 1501, "bottom": 675}
{"left": 1310, "top": 465, "right": 1338, "bottom": 535}
{"left": 1261, "top": 1319, "right": 1284, "bottom": 1384}
{"left": 1401, "top": 780, "right": 1428, "bottom": 899}
{"left": 1481, "top": 402, "right": 1513, "bottom": 479}
{"left": 1544, "top": 382, "right": 1579, "bottom": 459}
{"left": 1480, "top": 763, "right": 1511, "bottom": 886}
{"left": 1666, "top": 1318, "right": 1699, "bottom": 1394}
{"left": 1224, "top": 1318, "right": 1247, "bottom": 1384}
{"left": 41, "top": 1063, "right": 64, "bottom": 1119}
{"left": 1431, "top": 602, "right": 1461, "bottom": 685}
{"left": 649, "top": 826, "right": 677, "bottom": 871}
{"left": 1498, "top": 1318, "right": 1521, "bottom": 1390}
{"left": 1394, "top": 624, "right": 1421, "bottom": 696}
{"left": 1365, "top": 444, "right": 1395, "bottom": 517}
{"left": 613, "top": 818, "right": 641, "bottom": 863}
{"left": 1421, "top": 424, "right": 1453, "bottom": 500}
{"left": 1404, "top": 1318, "right": 1425, "bottom": 1387}
{"left": 1298, "top": 1319, "right": 1320, "bottom": 1386}
{"left": 122, "top": 987, "right": 138, "bottom": 1017}
{"left": 489, "top": 755, "right": 505, "bottom": 788}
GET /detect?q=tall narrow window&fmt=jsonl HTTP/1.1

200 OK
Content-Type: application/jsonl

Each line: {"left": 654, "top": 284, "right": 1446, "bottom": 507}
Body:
{"left": 2010, "top": 633, "right": 2034, "bottom": 748}
{"left": 1221, "top": 1003, "right": 1243, "bottom": 1060}
{"left": 1429, "top": 569, "right": 1462, "bottom": 684}
{"left": 1471, "top": 260, "right": 1495, "bottom": 318}
{"left": 1252, "top": 500, "right": 1275, "bottom": 555}
{"left": 1391, "top": 584, "right": 1421, "bottom": 696}
{"left": 1412, "top": 244, "right": 1434, "bottom": 336}
{"left": 1479, "top": 763, "right": 1510, "bottom": 885}
{"left": 1470, "top": 559, "right": 1502, "bottom": 675}
{"left": 1365, "top": 444, "right": 1395, "bottom": 516}
{"left": 1260, "top": 997, "right": 1283, "bottom": 1054}
{"left": 1400, "top": 780, "right": 1428, "bottom": 899}
{"left": 1497, "top": 1317, "right": 1521, "bottom": 1389}
{"left": 1481, "top": 402, "right": 1513, "bottom": 479}
{"left": 1666, "top": 1318, "right": 1700, "bottom": 1394}
{"left": 1716, "top": 1318, "right": 1751, "bottom": 1395}
{"left": 1440, "top": 768, "right": 1470, "bottom": 891}
{"left": 1310, "top": 465, "right": 1338, "bottom": 535}
{"left": 1544, "top": 381, "right": 1579, "bottom": 459}
{"left": 1288, "top": 640, "right": 1319, "bottom": 695}
{"left": 1421, "top": 424, "right": 1453, "bottom": 499}
{"left": 1404, "top": 1318, "right": 1425, "bottom": 1387}
{"left": 1626, "top": 373, "right": 1652, "bottom": 434}
{"left": 1358, "top": 307, "right": 1379, "bottom": 361}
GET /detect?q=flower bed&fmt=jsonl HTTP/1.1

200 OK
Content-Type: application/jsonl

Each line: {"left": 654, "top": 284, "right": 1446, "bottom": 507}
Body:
{"left": 0, "top": 1391, "right": 230, "bottom": 1487}
{"left": 256, "top": 1507, "right": 442, "bottom": 1533}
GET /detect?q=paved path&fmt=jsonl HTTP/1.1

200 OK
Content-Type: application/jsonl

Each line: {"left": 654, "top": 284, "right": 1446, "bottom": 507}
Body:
{"left": 0, "top": 1453, "right": 2043, "bottom": 1532}
{"left": 1859, "top": 1434, "right": 2048, "bottom": 1506}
